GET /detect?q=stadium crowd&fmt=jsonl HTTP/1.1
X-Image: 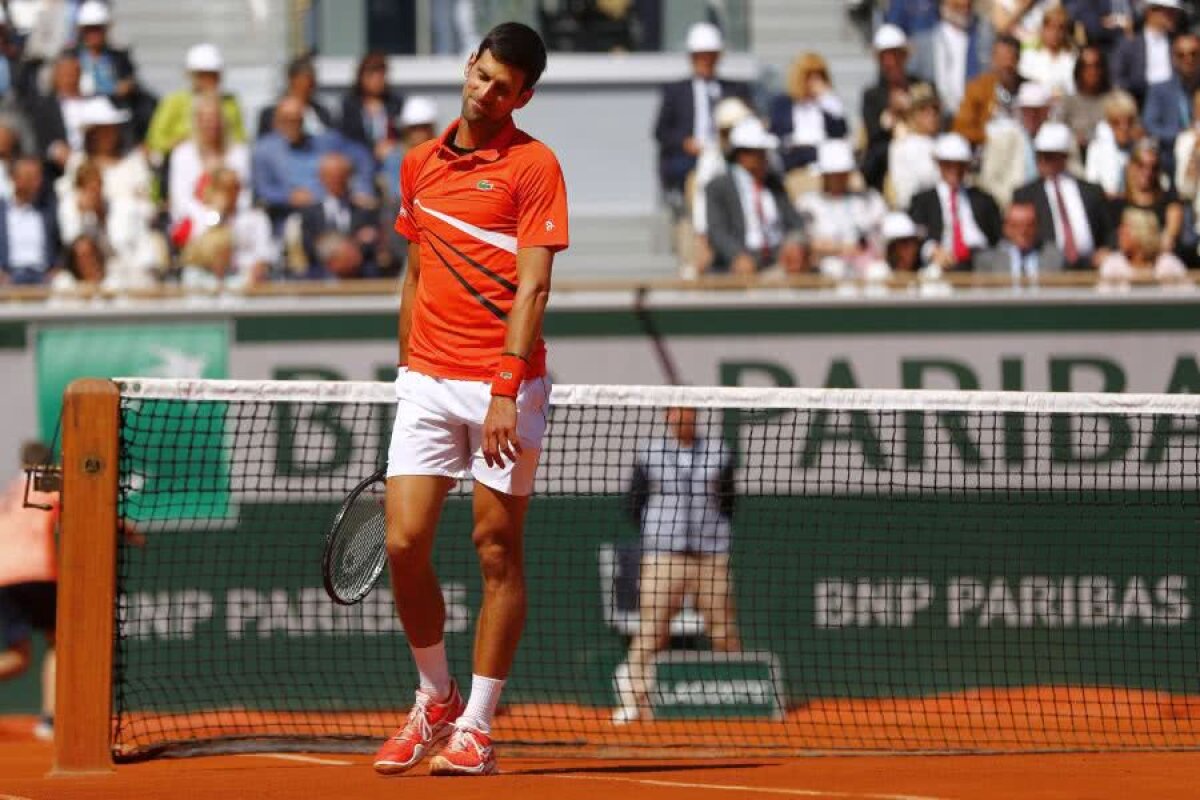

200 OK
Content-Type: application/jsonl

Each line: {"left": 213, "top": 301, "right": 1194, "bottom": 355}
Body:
{"left": 0, "top": 0, "right": 439, "bottom": 292}
{"left": 0, "top": 0, "right": 1198, "bottom": 291}
{"left": 662, "top": 0, "right": 1200, "bottom": 285}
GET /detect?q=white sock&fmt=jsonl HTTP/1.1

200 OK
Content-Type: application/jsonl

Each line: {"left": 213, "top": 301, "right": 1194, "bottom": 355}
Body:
{"left": 410, "top": 640, "right": 452, "bottom": 701}
{"left": 458, "top": 673, "right": 506, "bottom": 734}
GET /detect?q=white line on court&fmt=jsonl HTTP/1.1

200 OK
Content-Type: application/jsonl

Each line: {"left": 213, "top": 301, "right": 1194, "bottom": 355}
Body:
{"left": 0, "top": 794, "right": 35, "bottom": 800}
{"left": 234, "top": 753, "right": 354, "bottom": 766}
{"left": 548, "top": 775, "right": 949, "bottom": 800}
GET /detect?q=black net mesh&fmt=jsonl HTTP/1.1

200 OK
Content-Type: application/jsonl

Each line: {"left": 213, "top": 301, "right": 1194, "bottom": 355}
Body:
{"left": 112, "top": 384, "right": 1200, "bottom": 759}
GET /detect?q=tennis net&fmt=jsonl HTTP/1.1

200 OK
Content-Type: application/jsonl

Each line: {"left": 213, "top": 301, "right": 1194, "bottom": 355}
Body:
{"left": 94, "top": 378, "right": 1200, "bottom": 758}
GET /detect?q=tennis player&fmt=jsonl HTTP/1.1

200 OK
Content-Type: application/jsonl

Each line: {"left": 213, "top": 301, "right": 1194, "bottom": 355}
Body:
{"left": 372, "top": 22, "right": 567, "bottom": 778}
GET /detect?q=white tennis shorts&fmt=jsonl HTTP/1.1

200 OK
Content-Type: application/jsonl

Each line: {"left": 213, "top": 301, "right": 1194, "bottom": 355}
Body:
{"left": 387, "top": 368, "right": 550, "bottom": 496}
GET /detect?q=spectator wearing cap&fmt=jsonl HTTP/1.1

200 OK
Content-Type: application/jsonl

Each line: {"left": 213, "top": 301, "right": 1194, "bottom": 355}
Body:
{"left": 251, "top": 96, "right": 376, "bottom": 230}
{"left": 861, "top": 24, "right": 921, "bottom": 191}
{"left": 886, "top": 82, "right": 942, "bottom": 209}
{"left": 1013, "top": 122, "right": 1112, "bottom": 269}
{"left": 910, "top": 0, "right": 990, "bottom": 116}
{"left": 880, "top": 211, "right": 925, "bottom": 272}
{"left": 884, "top": 0, "right": 939, "bottom": 36}
{"left": 979, "top": 80, "right": 1051, "bottom": 207}
{"left": 1018, "top": 6, "right": 1077, "bottom": 99}
{"left": 56, "top": 96, "right": 151, "bottom": 211}
{"left": 257, "top": 55, "right": 333, "bottom": 138}
{"left": 796, "top": 139, "right": 887, "bottom": 276}
{"left": 31, "top": 53, "right": 88, "bottom": 181}
{"left": 298, "top": 152, "right": 379, "bottom": 279}
{"left": 71, "top": 0, "right": 154, "bottom": 137}
{"left": 975, "top": 200, "right": 1065, "bottom": 279}
{"left": 1142, "top": 32, "right": 1200, "bottom": 161}
{"left": 338, "top": 51, "right": 405, "bottom": 164}
{"left": 653, "top": 22, "right": 754, "bottom": 205}
{"left": 1085, "top": 90, "right": 1142, "bottom": 199}
{"left": 1061, "top": 46, "right": 1114, "bottom": 151}
{"left": 0, "top": 157, "right": 60, "bottom": 285}
{"left": 767, "top": 52, "right": 848, "bottom": 175}
{"left": 909, "top": 133, "right": 1002, "bottom": 270}
{"left": 953, "top": 35, "right": 1023, "bottom": 147}
{"left": 704, "top": 118, "right": 806, "bottom": 276}
{"left": 145, "top": 43, "right": 246, "bottom": 159}
{"left": 1111, "top": 0, "right": 1183, "bottom": 106}
{"left": 689, "top": 96, "right": 753, "bottom": 273}
{"left": 167, "top": 92, "right": 252, "bottom": 225}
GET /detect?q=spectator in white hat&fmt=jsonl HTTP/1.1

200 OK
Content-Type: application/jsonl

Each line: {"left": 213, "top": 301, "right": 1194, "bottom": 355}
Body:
{"left": 880, "top": 211, "right": 925, "bottom": 273}
{"left": 909, "top": 132, "right": 1002, "bottom": 270}
{"left": 688, "top": 96, "right": 753, "bottom": 273}
{"left": 704, "top": 118, "right": 806, "bottom": 276}
{"left": 1111, "top": 0, "right": 1183, "bottom": 105}
{"left": 1085, "top": 90, "right": 1141, "bottom": 199}
{"left": 861, "top": 24, "right": 920, "bottom": 191}
{"left": 1017, "top": 6, "right": 1076, "bottom": 100}
{"left": 146, "top": 43, "right": 246, "bottom": 159}
{"left": 1013, "top": 121, "right": 1112, "bottom": 269}
{"left": 886, "top": 82, "right": 942, "bottom": 209}
{"left": 767, "top": 52, "right": 848, "bottom": 174}
{"left": 978, "top": 80, "right": 1052, "bottom": 207}
{"left": 796, "top": 139, "right": 887, "bottom": 275}
{"left": 653, "top": 22, "right": 754, "bottom": 209}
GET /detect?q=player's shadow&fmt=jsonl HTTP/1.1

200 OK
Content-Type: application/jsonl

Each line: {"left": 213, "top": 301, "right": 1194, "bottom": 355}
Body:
{"left": 512, "top": 761, "right": 770, "bottom": 776}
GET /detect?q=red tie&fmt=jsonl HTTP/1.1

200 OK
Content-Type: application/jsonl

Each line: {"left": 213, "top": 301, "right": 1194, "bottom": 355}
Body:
{"left": 1052, "top": 177, "right": 1079, "bottom": 264}
{"left": 949, "top": 190, "right": 970, "bottom": 264}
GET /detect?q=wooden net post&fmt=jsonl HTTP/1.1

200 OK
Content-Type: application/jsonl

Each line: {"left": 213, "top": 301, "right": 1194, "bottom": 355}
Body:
{"left": 52, "top": 379, "right": 119, "bottom": 775}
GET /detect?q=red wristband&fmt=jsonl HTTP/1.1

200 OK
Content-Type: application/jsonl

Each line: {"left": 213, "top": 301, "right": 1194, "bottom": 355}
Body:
{"left": 490, "top": 353, "right": 527, "bottom": 397}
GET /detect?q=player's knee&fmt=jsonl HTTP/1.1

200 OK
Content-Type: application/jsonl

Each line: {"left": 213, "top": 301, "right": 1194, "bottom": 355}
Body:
{"left": 385, "top": 527, "right": 434, "bottom": 573}
{"left": 472, "top": 530, "right": 521, "bottom": 585}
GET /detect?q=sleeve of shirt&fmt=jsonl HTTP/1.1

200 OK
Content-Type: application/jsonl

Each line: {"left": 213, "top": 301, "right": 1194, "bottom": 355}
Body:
{"left": 515, "top": 149, "right": 569, "bottom": 251}
{"left": 393, "top": 148, "right": 420, "bottom": 242}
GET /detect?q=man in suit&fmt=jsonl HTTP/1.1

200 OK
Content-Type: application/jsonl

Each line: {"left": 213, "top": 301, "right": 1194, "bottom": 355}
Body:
{"left": 1111, "top": 0, "right": 1182, "bottom": 105}
{"left": 1142, "top": 32, "right": 1200, "bottom": 159}
{"left": 705, "top": 118, "right": 806, "bottom": 276}
{"left": 0, "top": 157, "right": 60, "bottom": 285}
{"left": 860, "top": 24, "right": 921, "bottom": 190}
{"left": 653, "top": 22, "right": 754, "bottom": 204}
{"left": 975, "top": 201, "right": 1066, "bottom": 279}
{"left": 299, "top": 152, "right": 379, "bottom": 278}
{"left": 910, "top": 0, "right": 990, "bottom": 116}
{"left": 1012, "top": 122, "right": 1112, "bottom": 270}
{"left": 908, "top": 133, "right": 1002, "bottom": 271}
{"left": 73, "top": 1, "right": 155, "bottom": 139}
{"left": 952, "top": 35, "right": 1023, "bottom": 147}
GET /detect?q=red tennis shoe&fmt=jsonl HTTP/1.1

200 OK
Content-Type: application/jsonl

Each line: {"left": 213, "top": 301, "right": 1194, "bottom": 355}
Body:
{"left": 373, "top": 682, "right": 464, "bottom": 775}
{"left": 428, "top": 722, "right": 498, "bottom": 776}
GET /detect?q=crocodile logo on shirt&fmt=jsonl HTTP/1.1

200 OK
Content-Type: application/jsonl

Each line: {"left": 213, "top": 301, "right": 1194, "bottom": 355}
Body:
{"left": 477, "top": 179, "right": 494, "bottom": 191}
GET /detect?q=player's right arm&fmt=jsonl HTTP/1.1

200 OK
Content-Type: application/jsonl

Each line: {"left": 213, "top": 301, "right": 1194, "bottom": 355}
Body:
{"left": 394, "top": 147, "right": 424, "bottom": 368}
{"left": 397, "top": 241, "right": 420, "bottom": 367}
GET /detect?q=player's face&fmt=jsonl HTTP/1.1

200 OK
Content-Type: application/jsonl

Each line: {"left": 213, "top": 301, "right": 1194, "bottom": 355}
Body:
{"left": 462, "top": 50, "right": 533, "bottom": 125}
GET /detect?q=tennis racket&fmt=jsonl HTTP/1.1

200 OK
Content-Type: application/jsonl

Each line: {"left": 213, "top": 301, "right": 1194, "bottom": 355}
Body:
{"left": 322, "top": 467, "right": 388, "bottom": 605}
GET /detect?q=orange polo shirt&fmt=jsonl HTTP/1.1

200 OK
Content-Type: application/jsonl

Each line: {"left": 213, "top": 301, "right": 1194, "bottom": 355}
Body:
{"left": 395, "top": 118, "right": 570, "bottom": 381}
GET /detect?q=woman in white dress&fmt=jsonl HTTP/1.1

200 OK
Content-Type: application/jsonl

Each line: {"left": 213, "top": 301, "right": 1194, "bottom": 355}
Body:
{"left": 167, "top": 92, "right": 251, "bottom": 224}
{"left": 1018, "top": 6, "right": 1077, "bottom": 98}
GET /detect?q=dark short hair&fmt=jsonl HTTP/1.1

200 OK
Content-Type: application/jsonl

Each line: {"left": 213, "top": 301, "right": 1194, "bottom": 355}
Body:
{"left": 475, "top": 22, "right": 548, "bottom": 90}
{"left": 287, "top": 55, "right": 316, "bottom": 81}
{"left": 994, "top": 34, "right": 1021, "bottom": 55}
{"left": 1074, "top": 45, "right": 1112, "bottom": 94}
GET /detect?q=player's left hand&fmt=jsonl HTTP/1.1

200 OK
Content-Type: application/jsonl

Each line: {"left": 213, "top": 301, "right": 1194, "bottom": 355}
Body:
{"left": 482, "top": 396, "right": 522, "bottom": 468}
